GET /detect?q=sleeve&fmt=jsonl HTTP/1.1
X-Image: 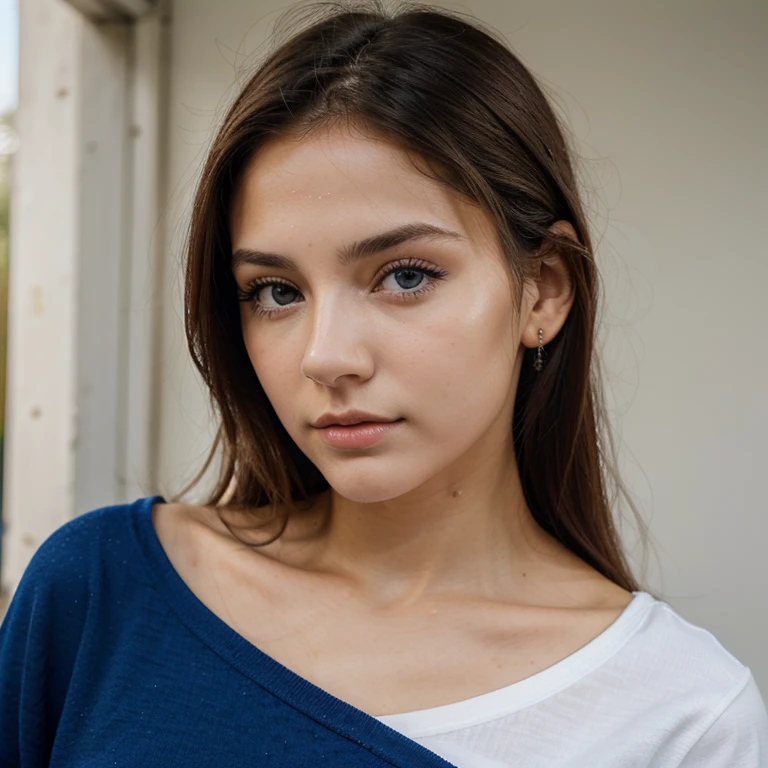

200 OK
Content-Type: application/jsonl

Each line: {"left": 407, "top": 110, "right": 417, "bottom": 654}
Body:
{"left": 677, "top": 671, "right": 768, "bottom": 767}
{"left": 0, "top": 517, "right": 93, "bottom": 768}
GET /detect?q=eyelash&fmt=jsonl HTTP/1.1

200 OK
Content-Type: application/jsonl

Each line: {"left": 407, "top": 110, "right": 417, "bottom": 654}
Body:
{"left": 236, "top": 257, "right": 449, "bottom": 319}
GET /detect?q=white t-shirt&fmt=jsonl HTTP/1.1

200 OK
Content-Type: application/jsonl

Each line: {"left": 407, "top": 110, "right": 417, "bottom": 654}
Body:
{"left": 375, "top": 591, "right": 768, "bottom": 767}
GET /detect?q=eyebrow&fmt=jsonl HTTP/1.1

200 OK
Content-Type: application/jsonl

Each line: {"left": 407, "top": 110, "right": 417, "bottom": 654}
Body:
{"left": 231, "top": 222, "right": 464, "bottom": 272}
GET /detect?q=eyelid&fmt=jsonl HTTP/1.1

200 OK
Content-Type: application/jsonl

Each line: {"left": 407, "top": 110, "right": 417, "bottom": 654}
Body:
{"left": 372, "top": 256, "right": 445, "bottom": 282}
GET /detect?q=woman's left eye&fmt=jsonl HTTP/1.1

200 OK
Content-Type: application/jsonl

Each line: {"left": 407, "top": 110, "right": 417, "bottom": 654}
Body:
{"left": 375, "top": 260, "right": 448, "bottom": 296}
{"left": 238, "top": 258, "right": 448, "bottom": 318}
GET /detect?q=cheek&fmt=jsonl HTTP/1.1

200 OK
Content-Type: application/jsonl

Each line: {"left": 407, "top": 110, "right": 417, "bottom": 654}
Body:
{"left": 242, "top": 329, "right": 297, "bottom": 412}
{"left": 393, "top": 298, "right": 518, "bottom": 434}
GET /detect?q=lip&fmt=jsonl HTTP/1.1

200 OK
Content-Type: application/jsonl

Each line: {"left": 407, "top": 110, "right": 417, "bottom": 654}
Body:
{"left": 312, "top": 410, "right": 398, "bottom": 429}
{"left": 318, "top": 419, "right": 404, "bottom": 449}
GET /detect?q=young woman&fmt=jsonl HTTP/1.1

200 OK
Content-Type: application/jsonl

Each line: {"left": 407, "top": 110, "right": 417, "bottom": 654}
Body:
{"left": 1, "top": 1, "right": 766, "bottom": 765}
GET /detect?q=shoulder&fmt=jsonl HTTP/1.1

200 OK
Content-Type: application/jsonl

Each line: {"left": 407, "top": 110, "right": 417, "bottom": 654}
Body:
{"left": 1, "top": 496, "right": 161, "bottom": 679}
{"left": 3, "top": 497, "right": 157, "bottom": 626}
{"left": 0, "top": 498, "right": 158, "bottom": 760}
{"left": 151, "top": 493, "right": 326, "bottom": 565}
{"left": 637, "top": 596, "right": 752, "bottom": 688}
{"left": 676, "top": 671, "right": 768, "bottom": 765}
{"left": 619, "top": 594, "right": 768, "bottom": 761}
{"left": 149, "top": 499, "right": 289, "bottom": 602}
{"left": 16, "top": 498, "right": 146, "bottom": 587}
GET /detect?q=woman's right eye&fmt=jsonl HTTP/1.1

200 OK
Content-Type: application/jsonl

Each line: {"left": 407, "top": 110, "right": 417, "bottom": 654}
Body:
{"left": 238, "top": 279, "right": 302, "bottom": 317}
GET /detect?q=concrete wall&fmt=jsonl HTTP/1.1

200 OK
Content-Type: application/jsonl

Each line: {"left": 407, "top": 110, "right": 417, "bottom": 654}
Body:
{"left": 155, "top": 0, "right": 768, "bottom": 689}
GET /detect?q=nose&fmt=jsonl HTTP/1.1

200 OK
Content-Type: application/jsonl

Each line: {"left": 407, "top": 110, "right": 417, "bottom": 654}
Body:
{"left": 300, "top": 292, "right": 375, "bottom": 387}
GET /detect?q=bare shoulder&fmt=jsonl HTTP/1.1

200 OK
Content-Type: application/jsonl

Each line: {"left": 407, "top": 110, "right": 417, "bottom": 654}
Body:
{"left": 589, "top": 580, "right": 636, "bottom": 624}
{"left": 151, "top": 499, "right": 221, "bottom": 549}
{"left": 150, "top": 501, "right": 224, "bottom": 579}
{"left": 563, "top": 576, "right": 637, "bottom": 646}
{"left": 520, "top": 521, "right": 633, "bottom": 608}
{"left": 150, "top": 494, "right": 326, "bottom": 574}
{"left": 570, "top": 571, "right": 636, "bottom": 614}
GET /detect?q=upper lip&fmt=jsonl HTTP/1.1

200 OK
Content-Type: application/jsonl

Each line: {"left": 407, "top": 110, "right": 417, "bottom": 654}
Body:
{"left": 312, "top": 410, "right": 400, "bottom": 428}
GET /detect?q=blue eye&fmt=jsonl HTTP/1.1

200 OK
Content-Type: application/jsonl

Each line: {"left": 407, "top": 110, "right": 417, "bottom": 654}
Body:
{"left": 380, "top": 266, "right": 425, "bottom": 292}
{"left": 237, "top": 258, "right": 448, "bottom": 318}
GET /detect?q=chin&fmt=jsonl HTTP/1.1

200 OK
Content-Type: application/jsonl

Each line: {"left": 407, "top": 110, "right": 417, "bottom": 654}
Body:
{"left": 320, "top": 465, "right": 422, "bottom": 505}
{"left": 328, "top": 481, "right": 404, "bottom": 505}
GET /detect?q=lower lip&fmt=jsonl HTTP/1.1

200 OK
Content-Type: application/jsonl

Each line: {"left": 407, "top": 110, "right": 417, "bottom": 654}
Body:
{"left": 318, "top": 419, "right": 404, "bottom": 449}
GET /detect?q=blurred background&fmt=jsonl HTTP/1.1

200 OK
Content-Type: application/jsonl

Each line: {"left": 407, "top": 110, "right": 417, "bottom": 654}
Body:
{"left": 0, "top": 0, "right": 766, "bottom": 692}
{"left": 0, "top": 0, "right": 16, "bottom": 615}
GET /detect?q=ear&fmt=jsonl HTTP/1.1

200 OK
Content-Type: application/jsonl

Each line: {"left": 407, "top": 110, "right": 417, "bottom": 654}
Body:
{"left": 520, "top": 220, "right": 579, "bottom": 350}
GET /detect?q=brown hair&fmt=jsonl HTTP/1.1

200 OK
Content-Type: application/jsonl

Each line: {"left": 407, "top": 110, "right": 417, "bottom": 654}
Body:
{"left": 174, "top": 0, "right": 652, "bottom": 594}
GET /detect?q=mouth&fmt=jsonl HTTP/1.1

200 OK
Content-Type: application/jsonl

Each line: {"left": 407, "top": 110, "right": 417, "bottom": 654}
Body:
{"left": 315, "top": 419, "right": 405, "bottom": 449}
{"left": 321, "top": 418, "right": 404, "bottom": 429}
{"left": 312, "top": 411, "right": 403, "bottom": 429}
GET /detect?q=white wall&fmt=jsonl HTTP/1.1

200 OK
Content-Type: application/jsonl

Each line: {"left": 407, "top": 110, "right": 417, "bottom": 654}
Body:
{"left": 156, "top": 0, "right": 768, "bottom": 689}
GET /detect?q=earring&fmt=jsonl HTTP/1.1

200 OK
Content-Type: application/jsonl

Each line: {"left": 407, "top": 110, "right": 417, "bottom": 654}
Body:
{"left": 533, "top": 328, "right": 545, "bottom": 371}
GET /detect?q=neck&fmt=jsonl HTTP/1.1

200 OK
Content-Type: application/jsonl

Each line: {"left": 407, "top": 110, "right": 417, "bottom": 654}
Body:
{"left": 305, "top": 441, "right": 568, "bottom": 606}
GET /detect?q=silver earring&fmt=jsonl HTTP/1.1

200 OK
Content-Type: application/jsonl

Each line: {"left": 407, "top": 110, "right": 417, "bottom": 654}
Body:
{"left": 533, "top": 328, "right": 545, "bottom": 371}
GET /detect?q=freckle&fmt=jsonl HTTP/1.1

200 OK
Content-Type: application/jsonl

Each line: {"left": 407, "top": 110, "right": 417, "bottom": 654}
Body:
{"left": 452, "top": 490, "right": 461, "bottom": 498}
{"left": 522, "top": 572, "right": 526, "bottom": 577}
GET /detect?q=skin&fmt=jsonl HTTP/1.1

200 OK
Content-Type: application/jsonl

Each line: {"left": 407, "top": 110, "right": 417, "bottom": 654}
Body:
{"left": 152, "top": 123, "right": 633, "bottom": 716}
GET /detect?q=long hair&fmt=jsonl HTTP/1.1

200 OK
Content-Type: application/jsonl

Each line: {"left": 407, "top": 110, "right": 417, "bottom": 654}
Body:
{"left": 174, "top": 0, "right": 652, "bottom": 594}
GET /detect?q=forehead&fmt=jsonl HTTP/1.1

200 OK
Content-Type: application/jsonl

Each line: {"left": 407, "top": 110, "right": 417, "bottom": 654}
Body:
{"left": 228, "top": 124, "right": 496, "bottom": 251}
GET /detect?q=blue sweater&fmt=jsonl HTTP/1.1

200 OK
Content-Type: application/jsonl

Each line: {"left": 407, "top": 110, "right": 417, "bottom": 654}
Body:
{"left": 0, "top": 496, "right": 456, "bottom": 767}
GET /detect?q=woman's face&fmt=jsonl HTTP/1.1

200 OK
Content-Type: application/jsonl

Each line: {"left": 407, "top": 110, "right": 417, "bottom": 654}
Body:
{"left": 229, "top": 125, "right": 532, "bottom": 504}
